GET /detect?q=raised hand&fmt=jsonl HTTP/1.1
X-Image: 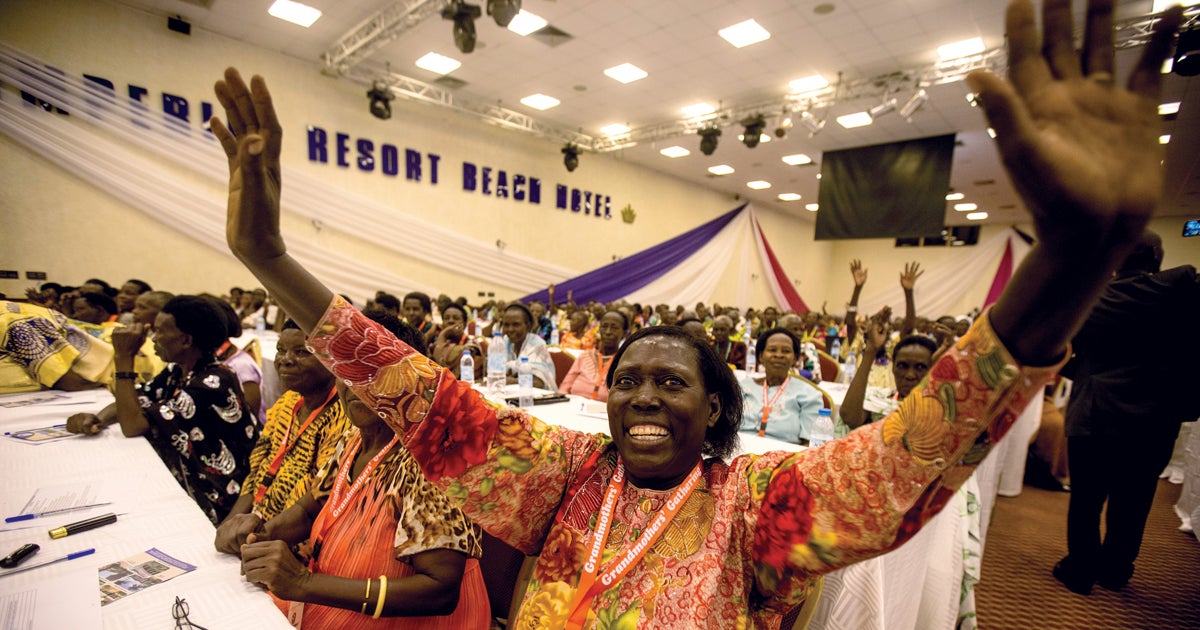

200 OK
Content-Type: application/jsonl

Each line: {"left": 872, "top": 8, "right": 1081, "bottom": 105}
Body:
{"left": 864, "top": 306, "right": 892, "bottom": 353}
{"left": 899, "top": 262, "right": 923, "bottom": 291}
{"left": 110, "top": 323, "right": 149, "bottom": 358}
{"left": 212, "top": 68, "right": 284, "bottom": 263}
{"left": 850, "top": 259, "right": 868, "bottom": 287}
{"left": 967, "top": 0, "right": 1182, "bottom": 255}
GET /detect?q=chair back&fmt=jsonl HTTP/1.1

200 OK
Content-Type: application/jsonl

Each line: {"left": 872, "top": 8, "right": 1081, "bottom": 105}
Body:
{"left": 241, "top": 338, "right": 263, "bottom": 368}
{"left": 795, "top": 374, "right": 834, "bottom": 409}
{"left": 549, "top": 349, "right": 575, "bottom": 388}
{"left": 817, "top": 350, "right": 840, "bottom": 382}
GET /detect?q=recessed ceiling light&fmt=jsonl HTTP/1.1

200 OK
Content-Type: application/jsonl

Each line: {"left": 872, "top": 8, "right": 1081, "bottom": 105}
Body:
{"left": 718, "top": 19, "right": 771, "bottom": 48}
{"left": 805, "top": 203, "right": 819, "bottom": 211}
{"left": 660, "top": 146, "right": 690, "bottom": 158}
{"left": 938, "top": 37, "right": 985, "bottom": 60}
{"left": 788, "top": 75, "right": 829, "bottom": 93}
{"left": 1159, "top": 134, "right": 1171, "bottom": 144}
{"left": 1162, "top": 58, "right": 1173, "bottom": 74}
{"left": 737, "top": 133, "right": 772, "bottom": 144}
{"left": 603, "top": 63, "right": 648, "bottom": 84}
{"left": 1159, "top": 102, "right": 1181, "bottom": 115}
{"left": 708, "top": 164, "right": 735, "bottom": 175}
{"left": 747, "top": 180, "right": 772, "bottom": 190}
{"left": 954, "top": 202, "right": 978, "bottom": 212}
{"left": 1153, "top": 0, "right": 1200, "bottom": 12}
{"left": 415, "top": 52, "right": 462, "bottom": 75}
{"left": 682, "top": 103, "right": 716, "bottom": 118}
{"left": 946, "top": 192, "right": 965, "bottom": 201}
{"left": 507, "top": 9, "right": 548, "bottom": 36}
{"left": 966, "top": 211, "right": 989, "bottom": 221}
{"left": 600, "top": 123, "right": 631, "bottom": 136}
{"left": 520, "top": 93, "right": 560, "bottom": 110}
{"left": 268, "top": 0, "right": 322, "bottom": 27}
{"left": 781, "top": 153, "right": 812, "bottom": 165}
{"left": 836, "top": 112, "right": 872, "bottom": 128}
{"left": 777, "top": 193, "right": 802, "bottom": 201}
{"left": 987, "top": 128, "right": 997, "bottom": 138}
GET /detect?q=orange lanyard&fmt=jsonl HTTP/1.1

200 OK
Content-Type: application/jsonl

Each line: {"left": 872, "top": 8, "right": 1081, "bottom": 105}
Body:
{"left": 758, "top": 377, "right": 791, "bottom": 437}
{"left": 564, "top": 460, "right": 703, "bottom": 630}
{"left": 592, "top": 351, "right": 614, "bottom": 400}
{"left": 253, "top": 388, "right": 336, "bottom": 505}
{"left": 309, "top": 431, "right": 398, "bottom": 564}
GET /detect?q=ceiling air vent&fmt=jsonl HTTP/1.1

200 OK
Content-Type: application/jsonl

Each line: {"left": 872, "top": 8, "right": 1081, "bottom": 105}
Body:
{"left": 529, "top": 25, "right": 573, "bottom": 48}
{"left": 434, "top": 76, "right": 468, "bottom": 90}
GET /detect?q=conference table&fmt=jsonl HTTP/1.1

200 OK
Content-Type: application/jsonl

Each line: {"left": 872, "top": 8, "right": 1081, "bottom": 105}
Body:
{"left": 0, "top": 378, "right": 1036, "bottom": 630}
{"left": 0, "top": 389, "right": 291, "bottom": 630}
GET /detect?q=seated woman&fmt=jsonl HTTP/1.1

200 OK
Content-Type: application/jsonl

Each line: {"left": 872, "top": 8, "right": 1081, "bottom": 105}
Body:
{"left": 499, "top": 303, "right": 554, "bottom": 388}
{"left": 429, "top": 303, "right": 470, "bottom": 369}
{"left": 710, "top": 315, "right": 747, "bottom": 370}
{"left": 559, "top": 310, "right": 628, "bottom": 401}
{"left": 0, "top": 300, "right": 113, "bottom": 394}
{"left": 739, "top": 328, "right": 824, "bottom": 445}
{"left": 559, "top": 310, "right": 595, "bottom": 350}
{"left": 214, "top": 321, "right": 351, "bottom": 553}
{"left": 838, "top": 310, "right": 940, "bottom": 435}
{"left": 66, "top": 295, "right": 259, "bottom": 524}
{"left": 213, "top": 5, "right": 1179, "bottom": 621}
{"left": 238, "top": 318, "right": 490, "bottom": 630}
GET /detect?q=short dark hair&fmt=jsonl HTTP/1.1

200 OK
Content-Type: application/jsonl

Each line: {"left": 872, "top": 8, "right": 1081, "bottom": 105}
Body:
{"left": 403, "top": 291, "right": 432, "bottom": 315}
{"left": 40, "top": 282, "right": 64, "bottom": 294}
{"left": 375, "top": 293, "right": 400, "bottom": 312}
{"left": 281, "top": 319, "right": 302, "bottom": 331}
{"left": 441, "top": 303, "right": 468, "bottom": 322}
{"left": 504, "top": 303, "right": 534, "bottom": 327}
{"left": 676, "top": 317, "right": 704, "bottom": 328}
{"left": 124, "top": 279, "right": 152, "bottom": 293}
{"left": 756, "top": 327, "right": 801, "bottom": 357}
{"left": 202, "top": 295, "right": 243, "bottom": 338}
{"left": 77, "top": 291, "right": 116, "bottom": 316}
{"left": 603, "top": 309, "right": 629, "bottom": 331}
{"left": 606, "top": 326, "right": 742, "bottom": 461}
{"left": 83, "top": 278, "right": 111, "bottom": 290}
{"left": 892, "top": 335, "right": 939, "bottom": 362}
{"left": 366, "top": 311, "right": 429, "bottom": 357}
{"left": 162, "top": 295, "right": 230, "bottom": 356}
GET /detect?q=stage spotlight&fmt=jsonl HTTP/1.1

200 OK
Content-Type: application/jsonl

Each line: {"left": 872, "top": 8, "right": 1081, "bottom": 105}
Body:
{"left": 774, "top": 115, "right": 793, "bottom": 138}
{"left": 1175, "top": 27, "right": 1199, "bottom": 77}
{"left": 740, "top": 114, "right": 766, "bottom": 148}
{"left": 367, "top": 81, "right": 394, "bottom": 120}
{"left": 868, "top": 97, "right": 897, "bottom": 120}
{"left": 442, "top": 1, "right": 482, "bottom": 53}
{"left": 799, "top": 110, "right": 824, "bottom": 136}
{"left": 562, "top": 143, "right": 580, "bottom": 172}
{"left": 698, "top": 125, "right": 722, "bottom": 155}
{"left": 487, "top": 0, "right": 521, "bottom": 27}
{"left": 898, "top": 89, "right": 928, "bottom": 121}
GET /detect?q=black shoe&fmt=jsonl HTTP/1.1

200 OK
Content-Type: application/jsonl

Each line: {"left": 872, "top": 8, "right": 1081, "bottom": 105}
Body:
{"left": 1053, "top": 559, "right": 1094, "bottom": 595}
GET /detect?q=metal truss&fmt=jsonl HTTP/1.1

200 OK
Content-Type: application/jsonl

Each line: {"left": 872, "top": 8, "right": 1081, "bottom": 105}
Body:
{"left": 322, "top": 0, "right": 444, "bottom": 75}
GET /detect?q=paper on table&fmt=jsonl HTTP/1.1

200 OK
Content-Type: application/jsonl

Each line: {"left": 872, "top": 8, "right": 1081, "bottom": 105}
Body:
{"left": 0, "top": 567, "right": 100, "bottom": 630}
{"left": 99, "top": 548, "right": 196, "bottom": 606}
{"left": 578, "top": 400, "right": 608, "bottom": 420}
{"left": 19, "top": 481, "right": 109, "bottom": 516}
{"left": 3, "top": 425, "right": 78, "bottom": 445}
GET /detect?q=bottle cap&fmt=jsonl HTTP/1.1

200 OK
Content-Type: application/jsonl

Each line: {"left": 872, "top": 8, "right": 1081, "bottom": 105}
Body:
{"left": 818, "top": 408, "right": 831, "bottom": 417}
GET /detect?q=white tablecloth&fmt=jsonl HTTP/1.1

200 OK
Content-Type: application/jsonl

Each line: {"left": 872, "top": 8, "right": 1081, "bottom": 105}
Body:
{"left": 0, "top": 390, "right": 291, "bottom": 630}
{"left": 1174, "top": 422, "right": 1200, "bottom": 541}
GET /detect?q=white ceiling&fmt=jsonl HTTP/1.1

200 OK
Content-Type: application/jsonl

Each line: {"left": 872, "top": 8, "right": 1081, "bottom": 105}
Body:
{"left": 119, "top": 0, "right": 1197, "bottom": 229}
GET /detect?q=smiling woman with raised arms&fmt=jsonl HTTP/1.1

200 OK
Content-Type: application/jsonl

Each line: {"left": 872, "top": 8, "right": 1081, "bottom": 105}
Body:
{"left": 211, "top": 1, "right": 1183, "bottom": 626}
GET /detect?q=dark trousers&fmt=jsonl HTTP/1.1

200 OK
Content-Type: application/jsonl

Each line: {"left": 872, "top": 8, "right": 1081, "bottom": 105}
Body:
{"left": 1064, "top": 426, "right": 1179, "bottom": 579}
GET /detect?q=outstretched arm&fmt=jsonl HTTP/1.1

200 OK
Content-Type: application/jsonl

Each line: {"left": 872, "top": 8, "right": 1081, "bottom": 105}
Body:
{"left": 899, "top": 262, "right": 922, "bottom": 337}
{"left": 975, "top": 0, "right": 1182, "bottom": 364}
{"left": 211, "top": 69, "right": 331, "bottom": 333}
{"left": 845, "top": 259, "right": 867, "bottom": 343}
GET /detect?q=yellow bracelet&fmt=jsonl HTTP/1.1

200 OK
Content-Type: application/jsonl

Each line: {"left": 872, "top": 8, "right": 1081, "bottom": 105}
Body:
{"left": 372, "top": 575, "right": 388, "bottom": 619}
{"left": 361, "top": 578, "right": 372, "bottom": 615}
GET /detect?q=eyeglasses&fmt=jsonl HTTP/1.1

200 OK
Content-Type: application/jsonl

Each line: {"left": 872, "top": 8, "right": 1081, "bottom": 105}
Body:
{"left": 173, "top": 596, "right": 209, "bottom": 630}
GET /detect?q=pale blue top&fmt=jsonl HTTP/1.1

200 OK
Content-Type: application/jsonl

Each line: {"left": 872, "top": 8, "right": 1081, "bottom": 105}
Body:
{"left": 738, "top": 374, "right": 825, "bottom": 445}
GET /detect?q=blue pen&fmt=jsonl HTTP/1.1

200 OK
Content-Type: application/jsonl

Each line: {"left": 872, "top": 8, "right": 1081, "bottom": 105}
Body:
{"left": 5, "top": 502, "right": 113, "bottom": 523}
{"left": 0, "top": 548, "right": 95, "bottom": 578}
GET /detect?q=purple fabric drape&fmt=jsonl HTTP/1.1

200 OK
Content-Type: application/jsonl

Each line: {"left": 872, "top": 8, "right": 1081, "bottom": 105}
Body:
{"left": 519, "top": 204, "right": 747, "bottom": 305}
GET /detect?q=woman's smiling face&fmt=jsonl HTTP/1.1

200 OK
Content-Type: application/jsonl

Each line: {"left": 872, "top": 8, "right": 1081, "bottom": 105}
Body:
{"left": 606, "top": 336, "right": 719, "bottom": 490}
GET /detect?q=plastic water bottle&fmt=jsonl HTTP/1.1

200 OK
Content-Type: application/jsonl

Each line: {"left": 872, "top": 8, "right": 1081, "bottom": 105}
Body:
{"left": 745, "top": 340, "right": 757, "bottom": 374}
{"left": 549, "top": 320, "right": 559, "bottom": 347}
{"left": 518, "top": 357, "right": 534, "bottom": 408}
{"left": 810, "top": 408, "right": 835, "bottom": 447}
{"left": 255, "top": 312, "right": 266, "bottom": 333}
{"left": 841, "top": 351, "right": 857, "bottom": 384}
{"left": 830, "top": 338, "right": 842, "bottom": 361}
{"left": 487, "top": 331, "right": 506, "bottom": 396}
{"left": 459, "top": 349, "right": 474, "bottom": 384}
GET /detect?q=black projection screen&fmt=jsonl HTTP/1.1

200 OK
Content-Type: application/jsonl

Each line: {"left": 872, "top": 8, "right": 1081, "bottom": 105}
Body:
{"left": 814, "top": 134, "right": 956, "bottom": 240}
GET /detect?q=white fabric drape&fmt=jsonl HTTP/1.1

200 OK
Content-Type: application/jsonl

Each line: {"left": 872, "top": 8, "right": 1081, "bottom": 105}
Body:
{"left": 0, "top": 43, "right": 576, "bottom": 299}
{"left": 623, "top": 209, "right": 751, "bottom": 308}
{"left": 857, "top": 229, "right": 1029, "bottom": 318}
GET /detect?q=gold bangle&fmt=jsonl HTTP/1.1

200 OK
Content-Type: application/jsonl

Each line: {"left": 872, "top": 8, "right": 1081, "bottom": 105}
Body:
{"left": 360, "top": 602, "right": 367, "bottom": 615}
{"left": 365, "top": 578, "right": 372, "bottom": 601}
{"left": 372, "top": 575, "right": 387, "bottom": 619}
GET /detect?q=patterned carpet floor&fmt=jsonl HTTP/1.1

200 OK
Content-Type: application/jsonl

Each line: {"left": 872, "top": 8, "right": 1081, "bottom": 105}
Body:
{"left": 976, "top": 480, "right": 1200, "bottom": 629}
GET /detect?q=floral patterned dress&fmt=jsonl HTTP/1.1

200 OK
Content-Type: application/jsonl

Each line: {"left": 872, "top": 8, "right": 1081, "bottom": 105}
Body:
{"left": 308, "top": 297, "right": 1059, "bottom": 630}
{"left": 138, "top": 360, "right": 260, "bottom": 524}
